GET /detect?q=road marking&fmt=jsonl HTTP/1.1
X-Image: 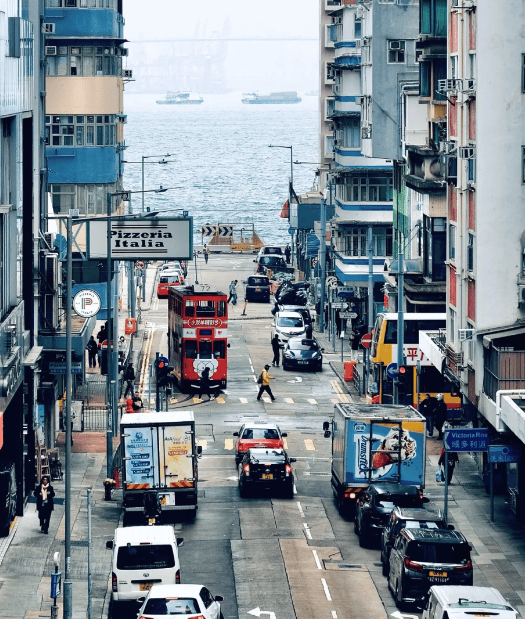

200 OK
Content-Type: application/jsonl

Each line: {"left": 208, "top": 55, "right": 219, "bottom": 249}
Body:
{"left": 303, "top": 522, "right": 312, "bottom": 540}
{"left": 331, "top": 380, "right": 342, "bottom": 393}
{"left": 339, "top": 393, "right": 350, "bottom": 403}
{"left": 321, "top": 578, "right": 332, "bottom": 602}
{"left": 239, "top": 397, "right": 249, "bottom": 404}
{"left": 312, "top": 549, "right": 322, "bottom": 570}
{"left": 308, "top": 398, "right": 317, "bottom": 404}
{"left": 262, "top": 396, "right": 271, "bottom": 402}
{"left": 224, "top": 439, "right": 234, "bottom": 450}
{"left": 250, "top": 365, "right": 254, "bottom": 373}
{"left": 285, "top": 397, "right": 294, "bottom": 403}
{"left": 193, "top": 396, "right": 201, "bottom": 403}
{"left": 293, "top": 484, "right": 297, "bottom": 494}
{"left": 216, "top": 397, "right": 225, "bottom": 404}
{"left": 197, "top": 440, "right": 207, "bottom": 449}
{"left": 331, "top": 612, "right": 338, "bottom": 619}
{"left": 296, "top": 501, "right": 305, "bottom": 518}
{"left": 304, "top": 439, "right": 315, "bottom": 451}
{"left": 283, "top": 438, "right": 288, "bottom": 449}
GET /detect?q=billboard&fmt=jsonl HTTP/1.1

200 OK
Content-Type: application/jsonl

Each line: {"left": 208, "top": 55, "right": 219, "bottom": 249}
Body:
{"left": 88, "top": 217, "right": 193, "bottom": 260}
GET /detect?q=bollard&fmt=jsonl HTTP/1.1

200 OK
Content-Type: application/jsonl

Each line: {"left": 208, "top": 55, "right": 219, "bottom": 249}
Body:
{"left": 344, "top": 360, "right": 356, "bottom": 382}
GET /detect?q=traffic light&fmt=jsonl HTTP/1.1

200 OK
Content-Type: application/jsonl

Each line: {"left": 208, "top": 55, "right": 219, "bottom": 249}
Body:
{"left": 396, "top": 365, "right": 410, "bottom": 392}
{"left": 156, "top": 359, "right": 174, "bottom": 389}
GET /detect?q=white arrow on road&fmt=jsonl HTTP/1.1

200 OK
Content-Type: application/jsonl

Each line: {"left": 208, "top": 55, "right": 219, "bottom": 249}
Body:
{"left": 286, "top": 377, "right": 303, "bottom": 383}
{"left": 248, "top": 608, "right": 276, "bottom": 619}
{"left": 390, "top": 612, "right": 419, "bottom": 619}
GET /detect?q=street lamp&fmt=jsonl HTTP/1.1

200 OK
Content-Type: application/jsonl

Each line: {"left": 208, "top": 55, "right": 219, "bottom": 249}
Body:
{"left": 269, "top": 144, "right": 294, "bottom": 263}
{"left": 122, "top": 153, "right": 174, "bottom": 213}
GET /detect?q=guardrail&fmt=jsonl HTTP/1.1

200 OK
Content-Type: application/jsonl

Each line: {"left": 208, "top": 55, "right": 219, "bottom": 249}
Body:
{"left": 353, "top": 364, "right": 362, "bottom": 396}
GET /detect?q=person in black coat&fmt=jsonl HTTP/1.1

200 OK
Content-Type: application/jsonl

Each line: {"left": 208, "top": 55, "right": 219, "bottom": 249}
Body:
{"left": 198, "top": 367, "right": 213, "bottom": 401}
{"left": 34, "top": 475, "right": 55, "bottom": 534}
{"left": 271, "top": 334, "right": 280, "bottom": 367}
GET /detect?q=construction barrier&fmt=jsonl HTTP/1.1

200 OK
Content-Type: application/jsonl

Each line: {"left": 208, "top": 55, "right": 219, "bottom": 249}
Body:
{"left": 344, "top": 360, "right": 356, "bottom": 382}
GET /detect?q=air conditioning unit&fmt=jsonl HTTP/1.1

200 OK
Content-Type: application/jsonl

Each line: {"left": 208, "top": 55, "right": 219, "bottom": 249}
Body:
{"left": 461, "top": 78, "right": 476, "bottom": 92}
{"left": 333, "top": 16, "right": 342, "bottom": 24}
{"left": 361, "top": 124, "right": 372, "bottom": 139}
{"left": 45, "top": 46, "right": 57, "bottom": 56}
{"left": 123, "top": 69, "right": 133, "bottom": 79}
{"left": 437, "top": 78, "right": 460, "bottom": 93}
{"left": 356, "top": 7, "right": 365, "bottom": 18}
{"left": 333, "top": 84, "right": 341, "bottom": 94}
{"left": 117, "top": 115, "right": 127, "bottom": 124}
{"left": 2, "top": 324, "right": 17, "bottom": 356}
{"left": 43, "top": 232, "right": 56, "bottom": 251}
{"left": 328, "top": 123, "right": 335, "bottom": 131}
{"left": 355, "top": 96, "right": 363, "bottom": 105}
{"left": 121, "top": 48, "right": 129, "bottom": 56}
{"left": 459, "top": 146, "right": 475, "bottom": 159}
{"left": 42, "top": 23, "right": 55, "bottom": 34}
{"left": 439, "top": 141, "right": 456, "bottom": 155}
{"left": 389, "top": 40, "right": 400, "bottom": 50}
{"left": 440, "top": 154, "right": 457, "bottom": 182}
{"left": 519, "top": 285, "right": 525, "bottom": 307}
{"left": 362, "top": 37, "right": 371, "bottom": 46}
{"left": 458, "top": 329, "right": 475, "bottom": 342}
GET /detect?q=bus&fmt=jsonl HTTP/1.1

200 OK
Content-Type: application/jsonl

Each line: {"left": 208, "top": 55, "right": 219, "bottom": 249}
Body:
{"left": 369, "top": 312, "right": 461, "bottom": 409}
{"left": 168, "top": 284, "right": 228, "bottom": 393}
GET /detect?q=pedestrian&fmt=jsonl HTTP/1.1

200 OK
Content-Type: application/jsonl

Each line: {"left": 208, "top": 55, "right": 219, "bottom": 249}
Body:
{"left": 123, "top": 362, "right": 135, "bottom": 398}
{"left": 86, "top": 335, "right": 98, "bottom": 368}
{"left": 257, "top": 364, "right": 276, "bottom": 402}
{"left": 96, "top": 324, "right": 107, "bottom": 345}
{"left": 198, "top": 367, "right": 212, "bottom": 401}
{"left": 419, "top": 393, "right": 438, "bottom": 437}
{"left": 271, "top": 334, "right": 280, "bottom": 367}
{"left": 203, "top": 244, "right": 209, "bottom": 264}
{"left": 34, "top": 475, "right": 55, "bottom": 534}
{"left": 434, "top": 393, "right": 448, "bottom": 439}
{"left": 285, "top": 244, "right": 291, "bottom": 264}
{"left": 132, "top": 392, "right": 143, "bottom": 411}
{"left": 335, "top": 309, "right": 341, "bottom": 337}
{"left": 438, "top": 447, "right": 459, "bottom": 484}
{"left": 228, "top": 280, "right": 238, "bottom": 305}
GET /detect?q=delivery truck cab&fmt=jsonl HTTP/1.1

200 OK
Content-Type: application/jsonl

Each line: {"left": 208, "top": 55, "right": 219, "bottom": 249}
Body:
{"left": 106, "top": 525, "right": 184, "bottom": 604}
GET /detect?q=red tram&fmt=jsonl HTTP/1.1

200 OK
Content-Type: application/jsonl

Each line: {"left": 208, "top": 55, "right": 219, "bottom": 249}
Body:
{"left": 168, "top": 285, "right": 228, "bottom": 393}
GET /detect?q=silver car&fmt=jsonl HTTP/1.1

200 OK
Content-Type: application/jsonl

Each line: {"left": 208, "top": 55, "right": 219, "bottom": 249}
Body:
{"left": 271, "top": 311, "right": 306, "bottom": 347}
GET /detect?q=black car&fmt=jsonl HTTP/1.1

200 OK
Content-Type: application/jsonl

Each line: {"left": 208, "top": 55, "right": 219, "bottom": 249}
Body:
{"left": 245, "top": 275, "right": 271, "bottom": 303}
{"left": 0, "top": 461, "right": 16, "bottom": 537}
{"left": 254, "top": 255, "right": 288, "bottom": 275}
{"left": 282, "top": 337, "right": 323, "bottom": 371}
{"left": 354, "top": 483, "right": 426, "bottom": 548}
{"left": 238, "top": 447, "right": 296, "bottom": 499}
{"left": 380, "top": 507, "right": 452, "bottom": 576}
{"left": 388, "top": 528, "right": 473, "bottom": 608}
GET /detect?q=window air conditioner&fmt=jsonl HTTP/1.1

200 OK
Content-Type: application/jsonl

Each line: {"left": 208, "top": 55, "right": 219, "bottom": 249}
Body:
{"left": 121, "top": 48, "right": 129, "bottom": 56}
{"left": 461, "top": 78, "right": 476, "bottom": 92}
{"left": 362, "top": 37, "right": 371, "bottom": 46}
{"left": 458, "top": 329, "right": 475, "bottom": 342}
{"left": 459, "top": 146, "right": 475, "bottom": 159}
{"left": 437, "top": 78, "right": 460, "bottom": 93}
{"left": 355, "top": 96, "right": 363, "bottom": 105}
{"left": 518, "top": 285, "right": 525, "bottom": 307}
{"left": 43, "top": 23, "right": 55, "bottom": 34}
{"left": 361, "top": 124, "right": 372, "bottom": 139}
{"left": 333, "top": 84, "right": 340, "bottom": 94}
{"left": 45, "top": 46, "right": 57, "bottom": 55}
{"left": 389, "top": 40, "right": 400, "bottom": 50}
{"left": 117, "top": 115, "right": 128, "bottom": 124}
{"left": 123, "top": 69, "right": 133, "bottom": 79}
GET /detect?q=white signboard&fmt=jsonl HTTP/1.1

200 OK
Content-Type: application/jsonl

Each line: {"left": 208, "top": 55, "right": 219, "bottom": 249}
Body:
{"left": 73, "top": 289, "right": 101, "bottom": 317}
{"left": 392, "top": 345, "right": 432, "bottom": 367}
{"left": 88, "top": 217, "right": 193, "bottom": 260}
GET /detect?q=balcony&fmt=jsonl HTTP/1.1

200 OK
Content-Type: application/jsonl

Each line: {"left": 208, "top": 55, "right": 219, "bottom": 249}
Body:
{"left": 45, "top": 8, "right": 124, "bottom": 39}
{"left": 484, "top": 344, "right": 525, "bottom": 403}
{"left": 404, "top": 145, "right": 446, "bottom": 194}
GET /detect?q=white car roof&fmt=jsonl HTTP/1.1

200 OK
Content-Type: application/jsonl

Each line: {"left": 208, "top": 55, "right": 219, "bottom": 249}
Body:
{"left": 113, "top": 525, "right": 175, "bottom": 545}
{"left": 429, "top": 586, "right": 515, "bottom": 611}
{"left": 146, "top": 583, "right": 207, "bottom": 598}
{"left": 276, "top": 311, "right": 303, "bottom": 318}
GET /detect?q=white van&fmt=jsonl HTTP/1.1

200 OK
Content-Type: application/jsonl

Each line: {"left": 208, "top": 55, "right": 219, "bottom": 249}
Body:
{"left": 423, "top": 586, "right": 517, "bottom": 619}
{"left": 106, "top": 525, "right": 183, "bottom": 603}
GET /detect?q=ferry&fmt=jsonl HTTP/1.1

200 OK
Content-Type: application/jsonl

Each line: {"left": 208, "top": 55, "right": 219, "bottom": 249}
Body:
{"left": 156, "top": 91, "right": 204, "bottom": 105}
{"left": 241, "top": 91, "right": 302, "bottom": 105}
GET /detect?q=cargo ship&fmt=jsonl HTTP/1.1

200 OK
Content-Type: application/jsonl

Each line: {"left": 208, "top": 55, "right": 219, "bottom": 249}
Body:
{"left": 241, "top": 91, "right": 302, "bottom": 104}
{"left": 156, "top": 91, "right": 204, "bottom": 105}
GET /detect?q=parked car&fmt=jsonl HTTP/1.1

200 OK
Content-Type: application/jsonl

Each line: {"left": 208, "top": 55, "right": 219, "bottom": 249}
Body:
{"left": 422, "top": 586, "right": 517, "bottom": 619}
{"left": 254, "top": 255, "right": 288, "bottom": 275}
{"left": 354, "top": 483, "right": 427, "bottom": 548}
{"left": 282, "top": 337, "right": 323, "bottom": 372}
{"left": 278, "top": 305, "right": 313, "bottom": 336}
{"left": 380, "top": 507, "right": 452, "bottom": 576}
{"left": 238, "top": 447, "right": 296, "bottom": 498}
{"left": 137, "top": 584, "right": 224, "bottom": 619}
{"left": 233, "top": 422, "right": 287, "bottom": 465}
{"left": 388, "top": 528, "right": 473, "bottom": 608}
{"left": 0, "top": 460, "right": 16, "bottom": 537}
{"left": 257, "top": 246, "right": 283, "bottom": 258}
{"left": 157, "top": 271, "right": 184, "bottom": 298}
{"left": 271, "top": 311, "right": 306, "bottom": 347}
{"left": 160, "top": 261, "right": 182, "bottom": 272}
{"left": 244, "top": 275, "right": 271, "bottom": 303}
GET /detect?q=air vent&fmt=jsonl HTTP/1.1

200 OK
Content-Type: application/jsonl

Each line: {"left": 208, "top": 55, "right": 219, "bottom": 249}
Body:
{"left": 45, "top": 46, "right": 57, "bottom": 56}
{"left": 458, "top": 329, "right": 475, "bottom": 342}
{"left": 42, "top": 23, "right": 55, "bottom": 34}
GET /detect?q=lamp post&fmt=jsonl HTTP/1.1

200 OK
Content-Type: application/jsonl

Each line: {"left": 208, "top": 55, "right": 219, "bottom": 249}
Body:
{"left": 269, "top": 144, "right": 294, "bottom": 263}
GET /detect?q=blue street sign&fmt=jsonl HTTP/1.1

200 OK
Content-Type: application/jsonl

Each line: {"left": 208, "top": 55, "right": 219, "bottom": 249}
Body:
{"left": 488, "top": 444, "right": 523, "bottom": 463}
{"left": 183, "top": 211, "right": 189, "bottom": 217}
{"left": 444, "top": 428, "right": 488, "bottom": 452}
{"left": 288, "top": 227, "right": 295, "bottom": 235}
{"left": 386, "top": 362, "right": 397, "bottom": 379}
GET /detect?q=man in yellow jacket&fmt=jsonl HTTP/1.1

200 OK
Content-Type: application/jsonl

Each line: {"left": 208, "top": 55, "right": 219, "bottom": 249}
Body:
{"left": 257, "top": 364, "right": 276, "bottom": 402}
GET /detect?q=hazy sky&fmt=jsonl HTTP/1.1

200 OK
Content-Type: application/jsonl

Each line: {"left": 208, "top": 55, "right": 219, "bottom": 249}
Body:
{"left": 124, "top": 0, "right": 320, "bottom": 41}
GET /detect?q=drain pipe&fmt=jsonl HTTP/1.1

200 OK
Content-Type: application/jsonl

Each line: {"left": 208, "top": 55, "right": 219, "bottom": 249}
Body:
{"left": 495, "top": 389, "right": 525, "bottom": 432}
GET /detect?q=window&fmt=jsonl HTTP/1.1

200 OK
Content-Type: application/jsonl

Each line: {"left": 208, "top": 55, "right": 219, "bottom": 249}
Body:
{"left": 345, "top": 227, "right": 392, "bottom": 257}
{"left": 420, "top": 0, "right": 447, "bottom": 37}
{"left": 50, "top": 183, "right": 117, "bottom": 215}
{"left": 184, "top": 341, "right": 197, "bottom": 359}
{"left": 45, "top": 0, "right": 117, "bottom": 7}
{"left": 522, "top": 146, "right": 525, "bottom": 183}
{"left": 449, "top": 307, "right": 456, "bottom": 343}
{"left": 342, "top": 119, "right": 361, "bottom": 148}
{"left": 326, "top": 98, "right": 335, "bottom": 119}
{"left": 354, "top": 17, "right": 362, "bottom": 39}
{"left": 468, "top": 233, "right": 474, "bottom": 271}
{"left": 420, "top": 62, "right": 431, "bottom": 97}
{"left": 46, "top": 44, "right": 123, "bottom": 77}
{"left": 340, "top": 174, "right": 393, "bottom": 202}
{"left": 46, "top": 114, "right": 116, "bottom": 147}
{"left": 448, "top": 224, "right": 456, "bottom": 259}
{"left": 387, "top": 40, "right": 405, "bottom": 64}
{"left": 213, "top": 341, "right": 226, "bottom": 359}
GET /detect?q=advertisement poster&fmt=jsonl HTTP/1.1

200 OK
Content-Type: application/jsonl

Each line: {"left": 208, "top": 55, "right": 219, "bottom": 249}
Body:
{"left": 160, "top": 425, "right": 192, "bottom": 487}
{"left": 346, "top": 421, "right": 425, "bottom": 485}
{"left": 124, "top": 427, "right": 158, "bottom": 487}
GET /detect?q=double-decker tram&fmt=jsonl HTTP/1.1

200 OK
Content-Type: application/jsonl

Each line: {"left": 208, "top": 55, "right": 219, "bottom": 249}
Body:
{"left": 168, "top": 284, "right": 228, "bottom": 393}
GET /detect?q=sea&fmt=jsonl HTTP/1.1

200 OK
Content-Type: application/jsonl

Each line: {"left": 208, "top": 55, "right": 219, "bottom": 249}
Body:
{"left": 123, "top": 92, "right": 320, "bottom": 246}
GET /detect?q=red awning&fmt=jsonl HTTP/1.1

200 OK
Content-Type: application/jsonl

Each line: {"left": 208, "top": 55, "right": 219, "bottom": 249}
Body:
{"left": 280, "top": 199, "right": 289, "bottom": 218}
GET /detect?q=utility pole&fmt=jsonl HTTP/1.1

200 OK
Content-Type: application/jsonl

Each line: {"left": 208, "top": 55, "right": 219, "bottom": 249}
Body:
{"left": 366, "top": 226, "right": 374, "bottom": 393}
{"left": 395, "top": 251, "right": 405, "bottom": 404}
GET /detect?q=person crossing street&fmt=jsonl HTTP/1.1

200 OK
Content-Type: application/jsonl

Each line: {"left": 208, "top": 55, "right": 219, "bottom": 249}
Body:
{"left": 257, "top": 364, "right": 276, "bottom": 401}
{"left": 271, "top": 334, "right": 280, "bottom": 367}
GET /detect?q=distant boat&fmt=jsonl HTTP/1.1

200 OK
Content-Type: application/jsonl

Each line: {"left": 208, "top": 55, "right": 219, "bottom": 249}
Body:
{"left": 156, "top": 91, "right": 204, "bottom": 105}
{"left": 241, "top": 91, "right": 302, "bottom": 105}
{"left": 304, "top": 90, "right": 319, "bottom": 97}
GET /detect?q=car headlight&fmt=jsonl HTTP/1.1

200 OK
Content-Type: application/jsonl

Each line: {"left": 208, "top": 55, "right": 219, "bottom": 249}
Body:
{"left": 283, "top": 351, "right": 293, "bottom": 358}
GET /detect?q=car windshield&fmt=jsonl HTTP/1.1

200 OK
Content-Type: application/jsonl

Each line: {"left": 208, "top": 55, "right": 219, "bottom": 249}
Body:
{"left": 241, "top": 428, "right": 280, "bottom": 440}
{"left": 405, "top": 521, "right": 440, "bottom": 529}
{"left": 144, "top": 598, "right": 200, "bottom": 615}
{"left": 248, "top": 277, "right": 268, "bottom": 286}
{"left": 407, "top": 541, "right": 470, "bottom": 563}
{"left": 116, "top": 544, "right": 175, "bottom": 570}
{"left": 289, "top": 340, "right": 318, "bottom": 351}
{"left": 377, "top": 495, "right": 421, "bottom": 509}
{"left": 277, "top": 317, "right": 303, "bottom": 328}
{"left": 260, "top": 256, "right": 285, "bottom": 266}
{"left": 264, "top": 247, "right": 282, "bottom": 254}
{"left": 250, "top": 450, "right": 286, "bottom": 463}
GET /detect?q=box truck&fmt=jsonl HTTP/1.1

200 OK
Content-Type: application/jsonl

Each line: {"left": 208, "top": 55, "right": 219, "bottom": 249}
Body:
{"left": 324, "top": 403, "right": 426, "bottom": 517}
{"left": 121, "top": 411, "right": 200, "bottom": 522}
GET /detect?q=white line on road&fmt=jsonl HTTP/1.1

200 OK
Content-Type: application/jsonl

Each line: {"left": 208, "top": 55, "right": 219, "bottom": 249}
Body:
{"left": 303, "top": 522, "right": 312, "bottom": 540}
{"left": 312, "top": 549, "right": 322, "bottom": 570}
{"left": 331, "top": 611, "right": 338, "bottom": 618}
{"left": 321, "top": 578, "right": 332, "bottom": 601}
{"left": 293, "top": 484, "right": 297, "bottom": 495}
{"left": 296, "top": 501, "right": 305, "bottom": 518}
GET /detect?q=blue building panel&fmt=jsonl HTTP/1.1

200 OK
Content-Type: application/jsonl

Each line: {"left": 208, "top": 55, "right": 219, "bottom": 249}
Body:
{"left": 45, "top": 9, "right": 123, "bottom": 39}
{"left": 334, "top": 56, "right": 361, "bottom": 67}
{"left": 335, "top": 200, "right": 393, "bottom": 212}
{"left": 335, "top": 265, "right": 384, "bottom": 284}
{"left": 47, "top": 147, "right": 119, "bottom": 184}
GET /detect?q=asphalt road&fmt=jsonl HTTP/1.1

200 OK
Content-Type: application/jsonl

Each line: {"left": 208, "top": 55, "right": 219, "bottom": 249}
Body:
{"left": 111, "top": 253, "right": 414, "bottom": 619}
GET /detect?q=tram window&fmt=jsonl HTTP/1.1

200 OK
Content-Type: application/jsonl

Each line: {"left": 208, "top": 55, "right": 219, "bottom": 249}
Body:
{"left": 185, "top": 301, "right": 195, "bottom": 317}
{"left": 185, "top": 340, "right": 197, "bottom": 359}
{"left": 196, "top": 301, "right": 215, "bottom": 317}
{"left": 213, "top": 341, "right": 226, "bottom": 359}
{"left": 199, "top": 340, "right": 213, "bottom": 359}
{"left": 217, "top": 300, "right": 226, "bottom": 317}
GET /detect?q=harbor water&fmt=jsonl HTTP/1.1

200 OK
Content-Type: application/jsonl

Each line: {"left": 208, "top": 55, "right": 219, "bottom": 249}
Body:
{"left": 123, "top": 92, "right": 319, "bottom": 246}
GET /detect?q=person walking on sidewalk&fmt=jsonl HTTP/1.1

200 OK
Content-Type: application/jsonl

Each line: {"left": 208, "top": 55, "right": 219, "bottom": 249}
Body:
{"left": 228, "top": 280, "right": 238, "bottom": 305}
{"left": 438, "top": 447, "right": 459, "bottom": 484}
{"left": 34, "top": 475, "right": 55, "bottom": 534}
{"left": 257, "top": 365, "right": 276, "bottom": 401}
{"left": 285, "top": 244, "right": 291, "bottom": 264}
{"left": 434, "top": 393, "right": 447, "bottom": 439}
{"left": 203, "top": 244, "right": 210, "bottom": 264}
{"left": 86, "top": 335, "right": 98, "bottom": 368}
{"left": 419, "top": 393, "right": 437, "bottom": 437}
{"left": 271, "top": 334, "right": 280, "bottom": 367}
{"left": 123, "top": 363, "right": 135, "bottom": 398}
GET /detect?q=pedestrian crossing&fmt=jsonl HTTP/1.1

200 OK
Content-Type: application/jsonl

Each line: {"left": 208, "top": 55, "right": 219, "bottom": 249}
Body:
{"left": 163, "top": 393, "right": 350, "bottom": 405}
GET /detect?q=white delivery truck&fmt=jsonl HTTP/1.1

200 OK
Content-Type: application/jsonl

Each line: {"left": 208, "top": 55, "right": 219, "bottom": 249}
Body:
{"left": 121, "top": 411, "right": 200, "bottom": 521}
